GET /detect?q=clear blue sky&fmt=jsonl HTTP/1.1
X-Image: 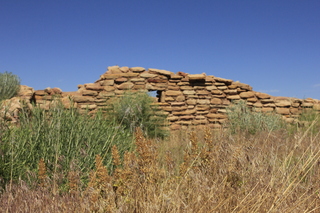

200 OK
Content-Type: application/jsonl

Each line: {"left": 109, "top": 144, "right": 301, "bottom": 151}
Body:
{"left": 1, "top": 0, "right": 319, "bottom": 99}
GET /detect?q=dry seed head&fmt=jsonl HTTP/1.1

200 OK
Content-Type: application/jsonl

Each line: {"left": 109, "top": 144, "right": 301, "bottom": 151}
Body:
{"left": 112, "top": 145, "right": 121, "bottom": 167}
{"left": 38, "top": 158, "right": 47, "bottom": 187}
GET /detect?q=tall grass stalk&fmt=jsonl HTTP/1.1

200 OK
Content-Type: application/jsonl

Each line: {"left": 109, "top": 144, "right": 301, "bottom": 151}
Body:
{"left": 0, "top": 101, "right": 134, "bottom": 187}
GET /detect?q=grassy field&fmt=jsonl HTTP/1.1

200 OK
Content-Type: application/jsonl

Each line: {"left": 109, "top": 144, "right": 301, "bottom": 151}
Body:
{"left": 0, "top": 97, "right": 320, "bottom": 212}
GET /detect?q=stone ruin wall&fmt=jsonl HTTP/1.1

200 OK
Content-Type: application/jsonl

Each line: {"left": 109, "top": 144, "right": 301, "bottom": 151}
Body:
{"left": 9, "top": 66, "right": 320, "bottom": 130}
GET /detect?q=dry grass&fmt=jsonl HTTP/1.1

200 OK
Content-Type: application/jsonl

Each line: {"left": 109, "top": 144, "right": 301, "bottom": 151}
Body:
{"left": 1, "top": 126, "right": 320, "bottom": 212}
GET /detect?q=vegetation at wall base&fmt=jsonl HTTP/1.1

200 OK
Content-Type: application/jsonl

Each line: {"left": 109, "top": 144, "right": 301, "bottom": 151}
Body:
{"left": 0, "top": 71, "right": 20, "bottom": 102}
{"left": 106, "top": 91, "right": 169, "bottom": 139}
{"left": 226, "top": 100, "right": 285, "bottom": 134}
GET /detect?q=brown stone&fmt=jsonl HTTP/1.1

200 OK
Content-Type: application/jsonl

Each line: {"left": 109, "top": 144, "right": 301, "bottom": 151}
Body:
{"left": 240, "top": 91, "right": 255, "bottom": 98}
{"left": 211, "top": 90, "right": 223, "bottom": 95}
{"left": 119, "top": 66, "right": 130, "bottom": 72}
{"left": 197, "top": 99, "right": 210, "bottom": 105}
{"left": 187, "top": 99, "right": 197, "bottom": 105}
{"left": 130, "top": 78, "right": 145, "bottom": 82}
{"left": 176, "top": 95, "right": 186, "bottom": 102}
{"left": 72, "top": 96, "right": 95, "bottom": 103}
{"left": 247, "top": 97, "right": 258, "bottom": 102}
{"left": 172, "top": 109, "right": 196, "bottom": 115}
{"left": 171, "top": 102, "right": 186, "bottom": 106}
{"left": 276, "top": 108, "right": 290, "bottom": 115}
{"left": 207, "top": 113, "right": 227, "bottom": 119}
{"left": 232, "top": 82, "right": 252, "bottom": 91}
{"left": 34, "top": 90, "right": 46, "bottom": 96}
{"left": 275, "top": 100, "right": 291, "bottom": 107}
{"left": 108, "top": 65, "right": 122, "bottom": 74}
{"left": 133, "top": 84, "right": 146, "bottom": 90}
{"left": 117, "top": 82, "right": 134, "bottom": 90}
{"left": 168, "top": 86, "right": 180, "bottom": 90}
{"left": 227, "top": 95, "right": 241, "bottom": 100}
{"left": 165, "top": 90, "right": 182, "bottom": 96}
{"left": 183, "top": 90, "right": 196, "bottom": 95}
{"left": 180, "top": 86, "right": 193, "bottom": 90}
{"left": 260, "top": 99, "right": 274, "bottom": 104}
{"left": 206, "top": 85, "right": 218, "bottom": 90}
{"left": 140, "top": 73, "right": 157, "bottom": 78}
{"left": 170, "top": 74, "right": 183, "bottom": 79}
{"left": 180, "top": 115, "right": 194, "bottom": 120}
{"left": 214, "top": 77, "right": 233, "bottom": 84}
{"left": 255, "top": 92, "right": 271, "bottom": 99}
{"left": 196, "top": 90, "right": 210, "bottom": 95}
{"left": 188, "top": 74, "right": 206, "bottom": 80}
{"left": 196, "top": 105, "right": 210, "bottom": 111}
{"left": 261, "top": 107, "right": 274, "bottom": 112}
{"left": 301, "top": 102, "right": 313, "bottom": 107}
{"left": 217, "top": 86, "right": 228, "bottom": 90}
{"left": 115, "top": 78, "right": 128, "bottom": 83}
{"left": 148, "top": 68, "right": 173, "bottom": 76}
{"left": 224, "top": 89, "right": 238, "bottom": 95}
{"left": 253, "top": 102, "right": 263, "bottom": 107}
{"left": 98, "top": 91, "right": 115, "bottom": 98}
{"left": 82, "top": 90, "right": 98, "bottom": 96}
{"left": 129, "top": 67, "right": 145, "bottom": 72}
{"left": 211, "top": 98, "right": 222, "bottom": 105}
{"left": 100, "top": 80, "right": 114, "bottom": 86}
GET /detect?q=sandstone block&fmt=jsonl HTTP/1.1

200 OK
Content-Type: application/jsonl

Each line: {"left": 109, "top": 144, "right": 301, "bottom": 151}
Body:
{"left": 149, "top": 68, "right": 173, "bottom": 76}
{"left": 214, "top": 77, "right": 233, "bottom": 84}
{"left": 172, "top": 109, "right": 196, "bottom": 115}
{"left": 187, "top": 99, "right": 197, "bottom": 105}
{"left": 140, "top": 73, "right": 158, "bottom": 78}
{"left": 180, "top": 86, "right": 193, "bottom": 90}
{"left": 170, "top": 74, "right": 183, "bottom": 79}
{"left": 117, "top": 82, "right": 134, "bottom": 90}
{"left": 211, "top": 90, "right": 223, "bottom": 95}
{"left": 115, "top": 78, "right": 128, "bottom": 83}
{"left": 255, "top": 92, "right": 271, "bottom": 99}
{"left": 182, "top": 90, "right": 196, "bottom": 95}
{"left": 217, "top": 86, "right": 228, "bottom": 90}
{"left": 211, "top": 98, "right": 222, "bottom": 105}
{"left": 129, "top": 67, "right": 145, "bottom": 72}
{"left": 227, "top": 95, "right": 241, "bottom": 100}
{"left": 206, "top": 85, "right": 218, "bottom": 90}
{"left": 82, "top": 90, "right": 98, "bottom": 96}
{"left": 240, "top": 91, "right": 255, "bottom": 98}
{"left": 188, "top": 74, "right": 206, "bottom": 80}
{"left": 247, "top": 97, "right": 258, "bottom": 102}
{"left": 180, "top": 115, "right": 194, "bottom": 120}
{"left": 119, "top": 66, "right": 129, "bottom": 72}
{"left": 168, "top": 86, "right": 180, "bottom": 90}
{"left": 232, "top": 82, "right": 252, "bottom": 91}
{"left": 100, "top": 80, "right": 114, "bottom": 86}
{"left": 130, "top": 78, "right": 145, "bottom": 82}
{"left": 197, "top": 99, "right": 210, "bottom": 105}
{"left": 207, "top": 113, "right": 227, "bottom": 119}
{"left": 276, "top": 108, "right": 290, "bottom": 115}
{"left": 72, "top": 96, "right": 95, "bottom": 103}
{"left": 261, "top": 107, "right": 274, "bottom": 112}
{"left": 98, "top": 91, "right": 115, "bottom": 98}
{"left": 275, "top": 100, "right": 291, "bottom": 107}
{"left": 108, "top": 65, "right": 122, "bottom": 74}
{"left": 166, "top": 90, "right": 183, "bottom": 96}
{"left": 176, "top": 95, "right": 186, "bottom": 102}
{"left": 253, "top": 102, "right": 263, "bottom": 108}
{"left": 260, "top": 99, "right": 274, "bottom": 104}
{"left": 224, "top": 89, "right": 238, "bottom": 95}
{"left": 301, "top": 102, "right": 313, "bottom": 107}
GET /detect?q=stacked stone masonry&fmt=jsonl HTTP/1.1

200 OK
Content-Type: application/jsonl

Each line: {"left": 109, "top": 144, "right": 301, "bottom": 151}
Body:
{"left": 5, "top": 66, "right": 320, "bottom": 130}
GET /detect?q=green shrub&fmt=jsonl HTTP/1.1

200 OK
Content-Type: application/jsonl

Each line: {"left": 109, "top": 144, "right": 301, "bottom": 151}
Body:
{"left": 0, "top": 71, "right": 20, "bottom": 101}
{"left": 226, "top": 100, "right": 284, "bottom": 134}
{"left": 0, "top": 101, "right": 134, "bottom": 186}
{"left": 297, "top": 108, "right": 320, "bottom": 134}
{"left": 107, "top": 91, "right": 168, "bottom": 138}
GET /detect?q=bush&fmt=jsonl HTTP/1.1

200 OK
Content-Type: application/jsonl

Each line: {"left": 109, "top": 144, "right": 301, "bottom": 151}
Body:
{"left": 226, "top": 100, "right": 284, "bottom": 134}
{"left": 107, "top": 91, "right": 168, "bottom": 138}
{"left": 0, "top": 71, "right": 20, "bottom": 101}
{"left": 0, "top": 101, "right": 134, "bottom": 186}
